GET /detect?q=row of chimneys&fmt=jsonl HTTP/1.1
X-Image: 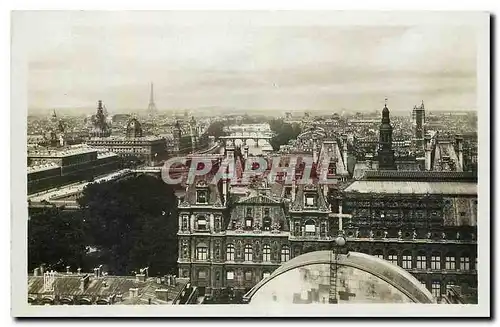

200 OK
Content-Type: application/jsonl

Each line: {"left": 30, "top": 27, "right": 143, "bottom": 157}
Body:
{"left": 424, "top": 134, "right": 463, "bottom": 171}
{"left": 33, "top": 265, "right": 103, "bottom": 277}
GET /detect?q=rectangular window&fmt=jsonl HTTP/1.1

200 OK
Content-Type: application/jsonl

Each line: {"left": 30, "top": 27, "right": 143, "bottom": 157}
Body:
{"left": 197, "top": 217, "right": 207, "bottom": 230}
{"left": 246, "top": 208, "right": 252, "bottom": 217}
{"left": 431, "top": 256, "right": 441, "bottom": 270}
{"left": 196, "top": 190, "right": 207, "bottom": 204}
{"left": 245, "top": 218, "right": 253, "bottom": 228}
{"left": 431, "top": 282, "right": 441, "bottom": 299}
{"left": 263, "top": 272, "right": 271, "bottom": 279}
{"left": 281, "top": 247, "right": 290, "bottom": 262}
{"left": 402, "top": 255, "right": 412, "bottom": 269}
{"left": 445, "top": 256, "right": 456, "bottom": 270}
{"left": 388, "top": 255, "right": 398, "bottom": 265}
{"left": 416, "top": 256, "right": 427, "bottom": 269}
{"left": 305, "top": 195, "right": 316, "bottom": 207}
{"left": 198, "top": 270, "right": 206, "bottom": 279}
{"left": 196, "top": 247, "right": 208, "bottom": 261}
{"left": 374, "top": 254, "right": 384, "bottom": 259}
{"left": 264, "top": 208, "right": 270, "bottom": 216}
{"left": 305, "top": 224, "right": 316, "bottom": 233}
{"left": 460, "top": 257, "right": 470, "bottom": 271}
{"left": 245, "top": 271, "right": 252, "bottom": 281}
{"left": 226, "top": 271, "right": 234, "bottom": 280}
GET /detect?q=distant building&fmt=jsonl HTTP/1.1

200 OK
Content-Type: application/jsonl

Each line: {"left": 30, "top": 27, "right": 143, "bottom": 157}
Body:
{"left": 87, "top": 117, "right": 168, "bottom": 165}
{"left": 89, "top": 100, "right": 111, "bottom": 138}
{"left": 27, "top": 146, "right": 119, "bottom": 194}
{"left": 377, "top": 103, "right": 397, "bottom": 170}
{"left": 341, "top": 170, "right": 477, "bottom": 300}
{"left": 412, "top": 101, "right": 426, "bottom": 152}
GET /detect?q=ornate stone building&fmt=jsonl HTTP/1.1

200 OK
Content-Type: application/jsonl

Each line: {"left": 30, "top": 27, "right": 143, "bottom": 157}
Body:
{"left": 87, "top": 116, "right": 168, "bottom": 165}
{"left": 340, "top": 170, "right": 477, "bottom": 299}
{"left": 176, "top": 116, "right": 477, "bottom": 302}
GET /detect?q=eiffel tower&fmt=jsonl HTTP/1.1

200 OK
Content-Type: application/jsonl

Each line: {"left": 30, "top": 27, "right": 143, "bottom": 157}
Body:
{"left": 147, "top": 82, "right": 158, "bottom": 115}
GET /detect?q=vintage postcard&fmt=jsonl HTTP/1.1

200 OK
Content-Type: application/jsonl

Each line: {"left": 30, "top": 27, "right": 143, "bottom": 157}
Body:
{"left": 11, "top": 10, "right": 490, "bottom": 317}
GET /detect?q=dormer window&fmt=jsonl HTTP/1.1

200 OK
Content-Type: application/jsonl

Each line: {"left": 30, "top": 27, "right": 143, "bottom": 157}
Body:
{"left": 245, "top": 217, "right": 253, "bottom": 229}
{"left": 196, "top": 190, "right": 208, "bottom": 204}
{"left": 304, "top": 194, "right": 317, "bottom": 207}
{"left": 263, "top": 216, "right": 272, "bottom": 231}
{"left": 197, "top": 215, "right": 207, "bottom": 230}
{"left": 328, "top": 162, "right": 336, "bottom": 175}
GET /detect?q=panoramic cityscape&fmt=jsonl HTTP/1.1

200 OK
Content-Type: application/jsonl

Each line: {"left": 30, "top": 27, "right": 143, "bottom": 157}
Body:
{"left": 20, "top": 11, "right": 482, "bottom": 310}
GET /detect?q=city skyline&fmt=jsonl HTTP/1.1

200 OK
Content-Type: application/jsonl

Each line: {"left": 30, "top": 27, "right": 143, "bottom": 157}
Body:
{"left": 24, "top": 11, "right": 478, "bottom": 113}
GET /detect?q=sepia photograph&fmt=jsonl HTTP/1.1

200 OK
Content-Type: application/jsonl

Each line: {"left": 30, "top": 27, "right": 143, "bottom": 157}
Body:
{"left": 10, "top": 10, "right": 490, "bottom": 317}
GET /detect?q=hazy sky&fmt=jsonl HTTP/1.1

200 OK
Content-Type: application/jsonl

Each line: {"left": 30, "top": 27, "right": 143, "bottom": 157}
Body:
{"left": 21, "top": 11, "right": 479, "bottom": 113}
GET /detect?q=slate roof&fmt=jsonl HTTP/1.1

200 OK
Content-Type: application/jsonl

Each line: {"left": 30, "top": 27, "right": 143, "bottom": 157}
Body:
{"left": 343, "top": 180, "right": 476, "bottom": 195}
{"left": 361, "top": 170, "right": 477, "bottom": 182}
{"left": 28, "top": 274, "right": 189, "bottom": 305}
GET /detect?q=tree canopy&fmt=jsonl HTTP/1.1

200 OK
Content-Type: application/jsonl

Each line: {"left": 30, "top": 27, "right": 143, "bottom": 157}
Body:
{"left": 269, "top": 118, "right": 302, "bottom": 150}
{"left": 28, "top": 207, "right": 87, "bottom": 272}
{"left": 78, "top": 175, "right": 179, "bottom": 276}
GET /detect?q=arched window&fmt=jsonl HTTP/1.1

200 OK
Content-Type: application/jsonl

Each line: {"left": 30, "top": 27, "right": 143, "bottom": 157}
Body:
{"left": 402, "top": 250, "right": 412, "bottom": 269}
{"left": 416, "top": 251, "right": 427, "bottom": 269}
{"left": 445, "top": 253, "right": 456, "bottom": 270}
{"left": 431, "top": 281, "right": 441, "bottom": 299}
{"left": 459, "top": 255, "right": 470, "bottom": 271}
{"left": 431, "top": 252, "right": 441, "bottom": 270}
{"left": 387, "top": 250, "right": 398, "bottom": 265}
{"left": 226, "top": 244, "right": 235, "bottom": 261}
{"left": 373, "top": 249, "right": 384, "bottom": 259}
{"left": 263, "top": 245, "right": 271, "bottom": 262}
{"left": 196, "top": 243, "right": 208, "bottom": 261}
{"left": 281, "top": 245, "right": 290, "bottom": 262}
{"left": 244, "top": 244, "right": 253, "bottom": 261}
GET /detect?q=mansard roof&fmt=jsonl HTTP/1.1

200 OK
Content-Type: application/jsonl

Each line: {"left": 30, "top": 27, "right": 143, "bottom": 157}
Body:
{"left": 317, "top": 139, "right": 349, "bottom": 176}
{"left": 290, "top": 183, "right": 330, "bottom": 212}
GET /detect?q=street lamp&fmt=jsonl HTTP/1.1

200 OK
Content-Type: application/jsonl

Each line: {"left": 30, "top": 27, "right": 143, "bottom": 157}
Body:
{"left": 329, "top": 233, "right": 347, "bottom": 304}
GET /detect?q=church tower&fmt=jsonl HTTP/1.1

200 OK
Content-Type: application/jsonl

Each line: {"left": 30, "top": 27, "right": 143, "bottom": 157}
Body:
{"left": 377, "top": 101, "right": 397, "bottom": 170}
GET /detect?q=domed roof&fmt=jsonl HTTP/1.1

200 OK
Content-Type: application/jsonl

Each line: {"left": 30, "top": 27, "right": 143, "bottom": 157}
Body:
{"left": 243, "top": 251, "right": 435, "bottom": 304}
{"left": 126, "top": 118, "right": 143, "bottom": 138}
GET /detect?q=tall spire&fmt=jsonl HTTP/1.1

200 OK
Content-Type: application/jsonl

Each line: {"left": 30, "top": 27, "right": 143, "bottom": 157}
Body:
{"left": 147, "top": 82, "right": 157, "bottom": 115}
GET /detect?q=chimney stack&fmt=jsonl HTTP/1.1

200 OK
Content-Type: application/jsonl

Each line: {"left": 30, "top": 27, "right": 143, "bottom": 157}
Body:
{"left": 80, "top": 274, "right": 90, "bottom": 292}
{"left": 77, "top": 268, "right": 82, "bottom": 275}
{"left": 424, "top": 134, "right": 432, "bottom": 171}
{"left": 66, "top": 266, "right": 71, "bottom": 274}
{"left": 129, "top": 288, "right": 139, "bottom": 298}
{"left": 33, "top": 267, "right": 40, "bottom": 277}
